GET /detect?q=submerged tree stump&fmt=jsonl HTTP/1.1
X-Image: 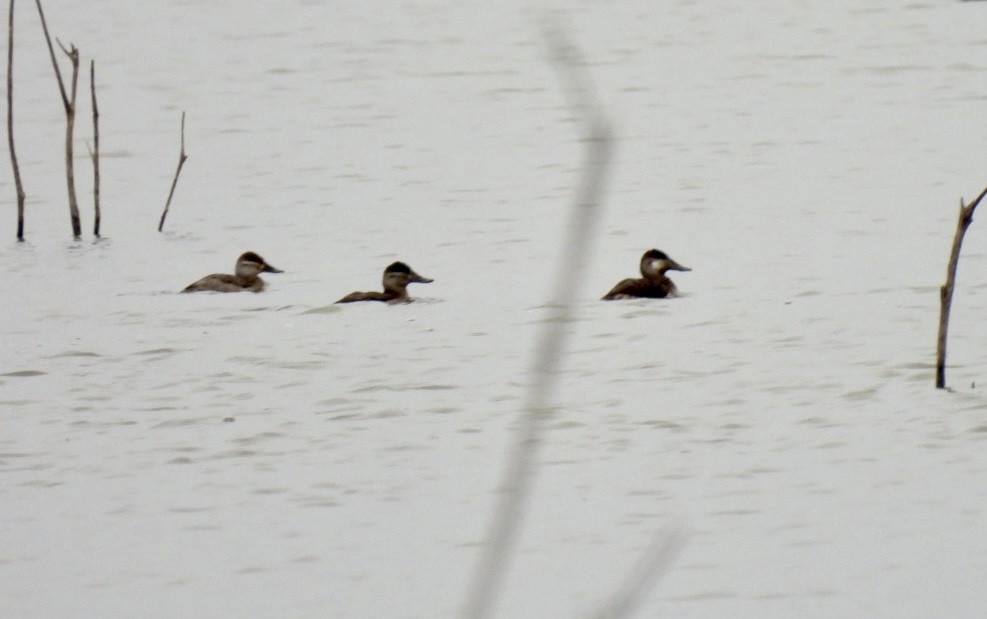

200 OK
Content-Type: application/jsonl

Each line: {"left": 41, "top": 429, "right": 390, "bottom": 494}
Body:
{"left": 936, "top": 186, "right": 987, "bottom": 389}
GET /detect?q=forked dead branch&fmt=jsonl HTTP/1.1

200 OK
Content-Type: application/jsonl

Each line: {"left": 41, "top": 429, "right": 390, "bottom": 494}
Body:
{"left": 936, "top": 185, "right": 987, "bottom": 389}
{"left": 35, "top": 0, "right": 81, "bottom": 238}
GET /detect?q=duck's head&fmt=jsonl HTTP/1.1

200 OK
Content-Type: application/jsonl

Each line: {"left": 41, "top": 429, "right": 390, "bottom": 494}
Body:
{"left": 236, "top": 251, "right": 283, "bottom": 277}
{"left": 382, "top": 261, "right": 433, "bottom": 291}
{"left": 640, "top": 248, "right": 690, "bottom": 278}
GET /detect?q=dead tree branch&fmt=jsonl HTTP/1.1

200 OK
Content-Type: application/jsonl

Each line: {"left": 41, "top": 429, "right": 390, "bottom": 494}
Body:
{"left": 936, "top": 185, "right": 987, "bottom": 389}
{"left": 89, "top": 59, "right": 100, "bottom": 237}
{"left": 7, "top": 0, "right": 26, "bottom": 241}
{"left": 35, "top": 0, "right": 81, "bottom": 237}
{"left": 157, "top": 111, "right": 188, "bottom": 232}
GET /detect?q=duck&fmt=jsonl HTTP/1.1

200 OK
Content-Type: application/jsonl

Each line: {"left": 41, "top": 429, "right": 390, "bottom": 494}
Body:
{"left": 336, "top": 261, "right": 433, "bottom": 304}
{"left": 602, "top": 248, "right": 690, "bottom": 300}
{"left": 182, "top": 251, "right": 283, "bottom": 293}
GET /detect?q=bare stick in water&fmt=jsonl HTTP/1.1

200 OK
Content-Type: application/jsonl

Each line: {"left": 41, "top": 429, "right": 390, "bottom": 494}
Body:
{"left": 7, "top": 0, "right": 26, "bottom": 241}
{"left": 460, "top": 19, "right": 613, "bottom": 619}
{"left": 89, "top": 59, "right": 100, "bottom": 237}
{"left": 936, "top": 185, "right": 987, "bottom": 389}
{"left": 35, "top": 0, "right": 81, "bottom": 238}
{"left": 158, "top": 111, "right": 188, "bottom": 232}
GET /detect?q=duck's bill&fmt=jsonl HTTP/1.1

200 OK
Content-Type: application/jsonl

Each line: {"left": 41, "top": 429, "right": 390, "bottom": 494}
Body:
{"left": 669, "top": 261, "right": 691, "bottom": 272}
{"left": 263, "top": 264, "right": 284, "bottom": 274}
{"left": 410, "top": 272, "right": 433, "bottom": 283}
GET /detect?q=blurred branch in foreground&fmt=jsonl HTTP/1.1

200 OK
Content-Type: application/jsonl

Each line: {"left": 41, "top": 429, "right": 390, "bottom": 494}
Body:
{"left": 460, "top": 17, "right": 614, "bottom": 619}
{"left": 584, "top": 530, "right": 686, "bottom": 619}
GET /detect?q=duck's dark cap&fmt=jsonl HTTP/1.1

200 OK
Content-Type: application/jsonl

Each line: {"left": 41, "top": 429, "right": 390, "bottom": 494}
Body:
{"left": 385, "top": 261, "right": 412, "bottom": 274}
{"left": 642, "top": 249, "right": 670, "bottom": 260}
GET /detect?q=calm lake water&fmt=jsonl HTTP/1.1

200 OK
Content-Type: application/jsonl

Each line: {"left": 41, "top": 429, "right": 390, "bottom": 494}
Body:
{"left": 3, "top": 1, "right": 987, "bottom": 618}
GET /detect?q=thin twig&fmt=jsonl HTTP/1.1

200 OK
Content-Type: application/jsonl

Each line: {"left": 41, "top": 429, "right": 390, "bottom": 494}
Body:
{"left": 7, "top": 0, "right": 26, "bottom": 241}
{"left": 158, "top": 111, "right": 188, "bottom": 232}
{"left": 90, "top": 59, "right": 100, "bottom": 237}
{"left": 936, "top": 185, "right": 987, "bottom": 389}
{"left": 460, "top": 19, "right": 613, "bottom": 619}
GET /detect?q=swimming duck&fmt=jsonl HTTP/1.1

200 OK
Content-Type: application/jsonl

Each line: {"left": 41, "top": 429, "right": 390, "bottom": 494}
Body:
{"left": 182, "top": 251, "right": 283, "bottom": 293}
{"left": 602, "top": 248, "right": 690, "bottom": 300}
{"left": 336, "top": 261, "right": 433, "bottom": 304}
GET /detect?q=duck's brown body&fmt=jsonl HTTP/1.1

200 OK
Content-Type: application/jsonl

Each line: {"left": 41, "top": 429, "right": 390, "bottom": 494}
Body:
{"left": 602, "top": 249, "right": 689, "bottom": 300}
{"left": 336, "top": 261, "right": 432, "bottom": 304}
{"left": 336, "top": 291, "right": 397, "bottom": 303}
{"left": 603, "top": 276, "right": 679, "bottom": 299}
{"left": 182, "top": 252, "right": 282, "bottom": 293}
